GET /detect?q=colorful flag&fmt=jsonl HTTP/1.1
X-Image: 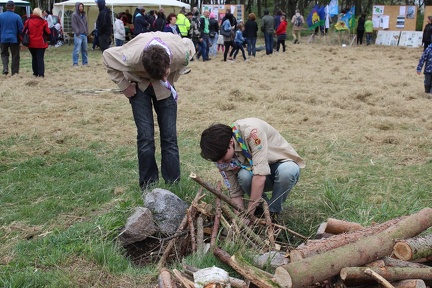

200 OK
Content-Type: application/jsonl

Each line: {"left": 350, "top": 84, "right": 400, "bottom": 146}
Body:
{"left": 341, "top": 5, "right": 355, "bottom": 29}
{"left": 328, "top": 0, "right": 338, "bottom": 16}
{"left": 324, "top": 5, "right": 331, "bottom": 29}
{"left": 307, "top": 5, "right": 324, "bottom": 30}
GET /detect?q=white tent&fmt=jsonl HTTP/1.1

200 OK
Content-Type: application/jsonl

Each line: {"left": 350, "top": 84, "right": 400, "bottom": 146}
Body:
{"left": 53, "top": 0, "right": 190, "bottom": 34}
{"left": 0, "top": 0, "right": 30, "bottom": 17}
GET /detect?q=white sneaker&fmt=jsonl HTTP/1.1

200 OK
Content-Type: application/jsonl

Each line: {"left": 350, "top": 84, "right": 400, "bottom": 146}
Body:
{"left": 244, "top": 58, "right": 249, "bottom": 61}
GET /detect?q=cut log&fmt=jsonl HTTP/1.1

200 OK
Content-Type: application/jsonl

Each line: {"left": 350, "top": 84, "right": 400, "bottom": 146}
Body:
{"left": 213, "top": 247, "right": 277, "bottom": 288}
{"left": 340, "top": 267, "right": 432, "bottom": 286}
{"left": 382, "top": 257, "right": 430, "bottom": 269}
{"left": 392, "top": 279, "right": 427, "bottom": 288}
{"left": 289, "top": 216, "right": 406, "bottom": 262}
{"left": 158, "top": 268, "right": 177, "bottom": 288}
{"left": 274, "top": 207, "right": 432, "bottom": 288}
{"left": 325, "top": 218, "right": 364, "bottom": 234}
{"left": 393, "top": 234, "right": 432, "bottom": 261}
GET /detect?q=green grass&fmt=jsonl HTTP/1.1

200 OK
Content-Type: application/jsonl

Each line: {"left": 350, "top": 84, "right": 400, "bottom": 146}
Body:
{"left": 1, "top": 43, "right": 431, "bottom": 287}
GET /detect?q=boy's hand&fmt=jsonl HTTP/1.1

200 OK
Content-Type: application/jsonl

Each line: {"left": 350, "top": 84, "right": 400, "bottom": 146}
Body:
{"left": 417, "top": 71, "right": 421, "bottom": 75}
{"left": 122, "top": 82, "right": 136, "bottom": 98}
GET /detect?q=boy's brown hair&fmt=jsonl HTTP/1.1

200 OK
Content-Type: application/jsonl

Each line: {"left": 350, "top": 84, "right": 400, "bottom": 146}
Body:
{"left": 142, "top": 45, "right": 170, "bottom": 80}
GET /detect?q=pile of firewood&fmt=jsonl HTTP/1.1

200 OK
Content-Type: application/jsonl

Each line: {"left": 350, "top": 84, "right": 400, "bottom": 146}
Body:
{"left": 155, "top": 173, "right": 432, "bottom": 288}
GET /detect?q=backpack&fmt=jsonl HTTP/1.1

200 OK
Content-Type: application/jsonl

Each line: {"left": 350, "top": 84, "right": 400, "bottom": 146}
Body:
{"left": 295, "top": 16, "right": 303, "bottom": 27}
{"left": 189, "top": 17, "right": 200, "bottom": 38}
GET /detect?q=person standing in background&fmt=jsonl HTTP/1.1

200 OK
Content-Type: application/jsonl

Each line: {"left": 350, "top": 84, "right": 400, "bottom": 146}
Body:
{"left": 423, "top": 16, "right": 432, "bottom": 51}
{"left": 176, "top": 7, "right": 190, "bottom": 38}
{"left": 96, "top": 0, "right": 112, "bottom": 51}
{"left": 244, "top": 13, "right": 258, "bottom": 57}
{"left": 208, "top": 12, "right": 218, "bottom": 57}
{"left": 356, "top": 13, "right": 365, "bottom": 45}
{"left": 114, "top": 14, "right": 125, "bottom": 46}
{"left": 364, "top": 16, "right": 373, "bottom": 46}
{"left": 43, "top": 10, "right": 55, "bottom": 46}
{"left": 71, "top": 2, "right": 88, "bottom": 66}
{"left": 0, "top": 0, "right": 23, "bottom": 76}
{"left": 261, "top": 9, "right": 274, "bottom": 55}
{"left": 24, "top": 7, "right": 50, "bottom": 77}
{"left": 291, "top": 9, "right": 304, "bottom": 44}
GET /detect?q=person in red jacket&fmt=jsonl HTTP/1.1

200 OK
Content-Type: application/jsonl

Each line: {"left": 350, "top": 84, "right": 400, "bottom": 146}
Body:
{"left": 275, "top": 15, "right": 287, "bottom": 52}
{"left": 24, "top": 7, "right": 50, "bottom": 77}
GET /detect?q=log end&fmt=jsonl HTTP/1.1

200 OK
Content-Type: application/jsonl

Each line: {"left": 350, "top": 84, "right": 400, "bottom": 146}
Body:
{"left": 274, "top": 267, "right": 293, "bottom": 288}
{"left": 393, "top": 242, "right": 413, "bottom": 261}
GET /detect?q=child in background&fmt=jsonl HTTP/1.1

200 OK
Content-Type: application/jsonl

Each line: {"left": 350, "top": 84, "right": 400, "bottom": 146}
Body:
{"left": 217, "top": 34, "right": 224, "bottom": 53}
{"left": 275, "top": 15, "right": 287, "bottom": 52}
{"left": 364, "top": 16, "right": 373, "bottom": 46}
{"left": 416, "top": 44, "right": 432, "bottom": 95}
{"left": 228, "top": 23, "right": 247, "bottom": 61}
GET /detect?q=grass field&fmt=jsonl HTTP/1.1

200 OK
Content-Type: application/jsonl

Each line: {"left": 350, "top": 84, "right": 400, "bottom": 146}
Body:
{"left": 1, "top": 35, "right": 431, "bottom": 287}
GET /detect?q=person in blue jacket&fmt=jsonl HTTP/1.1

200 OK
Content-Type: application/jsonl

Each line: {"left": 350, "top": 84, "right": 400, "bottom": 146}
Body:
{"left": 417, "top": 44, "right": 432, "bottom": 94}
{"left": 0, "top": 1, "right": 24, "bottom": 75}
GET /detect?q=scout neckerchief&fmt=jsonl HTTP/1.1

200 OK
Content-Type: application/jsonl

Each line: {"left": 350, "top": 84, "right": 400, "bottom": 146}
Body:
{"left": 231, "top": 123, "right": 253, "bottom": 174}
{"left": 145, "top": 37, "right": 178, "bottom": 101}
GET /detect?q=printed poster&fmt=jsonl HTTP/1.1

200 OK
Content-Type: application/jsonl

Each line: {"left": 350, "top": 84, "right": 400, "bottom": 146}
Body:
{"left": 406, "top": 6, "right": 415, "bottom": 19}
{"left": 399, "top": 31, "right": 423, "bottom": 47}
{"left": 373, "top": 6, "right": 384, "bottom": 15}
{"left": 396, "top": 15, "right": 405, "bottom": 29}
{"left": 375, "top": 31, "right": 401, "bottom": 46}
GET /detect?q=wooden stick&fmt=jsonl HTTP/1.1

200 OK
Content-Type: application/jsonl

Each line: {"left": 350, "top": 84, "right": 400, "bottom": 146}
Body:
{"left": 364, "top": 268, "right": 395, "bottom": 288}
{"left": 214, "top": 247, "right": 277, "bottom": 288}
{"left": 262, "top": 200, "right": 275, "bottom": 249}
{"left": 158, "top": 268, "right": 177, "bottom": 288}
{"left": 157, "top": 189, "right": 202, "bottom": 270}
{"left": 172, "top": 269, "right": 194, "bottom": 288}
{"left": 210, "top": 197, "right": 221, "bottom": 248}
{"left": 221, "top": 204, "right": 264, "bottom": 247}
{"left": 382, "top": 256, "right": 430, "bottom": 269}
{"left": 196, "top": 215, "right": 204, "bottom": 255}
{"left": 186, "top": 209, "right": 196, "bottom": 253}
{"left": 393, "top": 279, "right": 427, "bottom": 288}
{"left": 190, "top": 172, "right": 245, "bottom": 213}
{"left": 340, "top": 267, "right": 432, "bottom": 285}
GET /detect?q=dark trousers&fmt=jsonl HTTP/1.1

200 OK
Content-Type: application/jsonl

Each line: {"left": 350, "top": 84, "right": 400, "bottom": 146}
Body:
{"left": 276, "top": 39, "right": 286, "bottom": 52}
{"left": 98, "top": 33, "right": 110, "bottom": 52}
{"left": 424, "top": 41, "right": 431, "bottom": 51}
{"left": 264, "top": 32, "right": 273, "bottom": 55}
{"left": 129, "top": 86, "right": 180, "bottom": 188}
{"left": 357, "top": 30, "right": 364, "bottom": 45}
{"left": 230, "top": 42, "right": 246, "bottom": 60}
{"left": 1, "top": 43, "right": 20, "bottom": 75}
{"left": 29, "top": 48, "right": 46, "bottom": 77}
{"left": 224, "top": 40, "right": 233, "bottom": 61}
{"left": 424, "top": 73, "right": 432, "bottom": 93}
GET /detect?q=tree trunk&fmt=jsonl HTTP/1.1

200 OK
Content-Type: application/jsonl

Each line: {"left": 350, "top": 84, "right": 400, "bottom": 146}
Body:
{"left": 289, "top": 217, "right": 406, "bottom": 262}
{"left": 340, "top": 267, "right": 432, "bottom": 286}
{"left": 325, "top": 218, "right": 363, "bottom": 234}
{"left": 393, "top": 234, "right": 432, "bottom": 261}
{"left": 274, "top": 208, "right": 432, "bottom": 288}
{"left": 158, "top": 268, "right": 177, "bottom": 288}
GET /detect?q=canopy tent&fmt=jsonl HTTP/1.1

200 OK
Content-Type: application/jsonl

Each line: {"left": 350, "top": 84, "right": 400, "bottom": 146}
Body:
{"left": 53, "top": 0, "right": 190, "bottom": 34}
{"left": 0, "top": 0, "right": 30, "bottom": 17}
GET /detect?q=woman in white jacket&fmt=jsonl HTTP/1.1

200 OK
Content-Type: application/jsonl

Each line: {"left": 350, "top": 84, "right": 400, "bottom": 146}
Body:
{"left": 114, "top": 14, "right": 126, "bottom": 46}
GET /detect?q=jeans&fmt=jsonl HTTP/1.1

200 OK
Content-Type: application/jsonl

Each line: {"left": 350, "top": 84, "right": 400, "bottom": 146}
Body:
{"left": 201, "top": 34, "right": 210, "bottom": 60}
{"left": 129, "top": 86, "right": 180, "bottom": 188}
{"left": 237, "top": 161, "right": 300, "bottom": 213}
{"left": 72, "top": 34, "right": 88, "bottom": 65}
{"left": 29, "top": 48, "right": 46, "bottom": 77}
{"left": 209, "top": 33, "right": 218, "bottom": 56}
{"left": 231, "top": 42, "right": 246, "bottom": 60}
{"left": 264, "top": 32, "right": 273, "bottom": 54}
{"left": 245, "top": 37, "right": 256, "bottom": 56}
{"left": 1, "top": 43, "right": 20, "bottom": 75}
{"left": 115, "top": 38, "right": 124, "bottom": 47}
{"left": 366, "top": 33, "right": 373, "bottom": 45}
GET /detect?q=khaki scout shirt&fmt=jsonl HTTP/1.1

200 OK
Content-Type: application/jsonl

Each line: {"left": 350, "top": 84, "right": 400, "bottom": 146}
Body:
{"left": 217, "top": 118, "right": 305, "bottom": 198}
{"left": 102, "top": 31, "right": 195, "bottom": 100}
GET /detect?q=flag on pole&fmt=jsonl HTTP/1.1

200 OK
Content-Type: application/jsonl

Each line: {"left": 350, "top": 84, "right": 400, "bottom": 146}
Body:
{"left": 324, "top": 5, "right": 330, "bottom": 29}
{"left": 307, "top": 5, "right": 324, "bottom": 30}
{"left": 341, "top": 5, "right": 355, "bottom": 29}
{"left": 328, "top": 0, "right": 338, "bottom": 17}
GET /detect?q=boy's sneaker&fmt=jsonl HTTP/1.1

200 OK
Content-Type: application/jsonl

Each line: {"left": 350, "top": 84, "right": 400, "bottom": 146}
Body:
{"left": 244, "top": 58, "right": 249, "bottom": 61}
